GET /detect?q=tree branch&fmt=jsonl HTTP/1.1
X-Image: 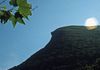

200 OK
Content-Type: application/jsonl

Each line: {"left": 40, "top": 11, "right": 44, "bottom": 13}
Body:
{"left": 32, "top": 6, "right": 38, "bottom": 11}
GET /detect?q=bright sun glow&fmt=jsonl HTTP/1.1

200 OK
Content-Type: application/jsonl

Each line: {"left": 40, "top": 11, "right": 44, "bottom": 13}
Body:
{"left": 85, "top": 17, "right": 98, "bottom": 30}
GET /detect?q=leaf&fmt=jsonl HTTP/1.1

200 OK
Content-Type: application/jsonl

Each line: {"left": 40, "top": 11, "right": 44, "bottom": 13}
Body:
{"left": 0, "top": 11, "right": 4, "bottom": 15}
{"left": 0, "top": 6, "right": 7, "bottom": 10}
{"left": 9, "top": 14, "right": 25, "bottom": 27}
{"left": 2, "top": 6, "right": 6, "bottom": 10}
{"left": 25, "top": 16, "right": 29, "bottom": 20}
{"left": 17, "top": 0, "right": 32, "bottom": 17}
{"left": 9, "top": 0, "right": 13, "bottom": 5}
{"left": 0, "top": 10, "right": 11, "bottom": 24}
{"left": 15, "top": 12, "right": 23, "bottom": 19}
{"left": 18, "top": 7, "right": 32, "bottom": 17}
{"left": 17, "top": 0, "right": 27, "bottom": 7}
{"left": 17, "top": 18, "right": 25, "bottom": 24}
{"left": 9, "top": 15, "right": 17, "bottom": 27}
{"left": 0, "top": 0, "right": 32, "bottom": 27}
{"left": 9, "top": 0, "right": 17, "bottom": 7}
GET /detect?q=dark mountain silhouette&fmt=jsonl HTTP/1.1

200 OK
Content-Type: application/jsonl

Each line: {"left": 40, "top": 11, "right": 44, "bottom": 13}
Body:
{"left": 9, "top": 26, "right": 100, "bottom": 70}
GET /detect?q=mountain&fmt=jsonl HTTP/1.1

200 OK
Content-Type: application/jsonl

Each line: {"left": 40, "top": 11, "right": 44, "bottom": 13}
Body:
{"left": 9, "top": 26, "right": 100, "bottom": 70}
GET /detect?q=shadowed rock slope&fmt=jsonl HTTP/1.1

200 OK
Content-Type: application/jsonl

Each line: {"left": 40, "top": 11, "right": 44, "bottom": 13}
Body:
{"left": 9, "top": 26, "right": 100, "bottom": 70}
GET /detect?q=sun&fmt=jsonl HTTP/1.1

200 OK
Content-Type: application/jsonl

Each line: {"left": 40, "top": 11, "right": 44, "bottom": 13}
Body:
{"left": 85, "top": 17, "right": 98, "bottom": 30}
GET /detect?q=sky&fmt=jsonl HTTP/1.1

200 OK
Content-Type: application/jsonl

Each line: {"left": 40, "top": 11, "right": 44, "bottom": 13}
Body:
{"left": 1, "top": 0, "right": 100, "bottom": 70}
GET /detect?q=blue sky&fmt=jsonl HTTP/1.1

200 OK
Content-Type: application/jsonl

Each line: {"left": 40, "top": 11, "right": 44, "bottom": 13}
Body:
{"left": 1, "top": 0, "right": 100, "bottom": 69}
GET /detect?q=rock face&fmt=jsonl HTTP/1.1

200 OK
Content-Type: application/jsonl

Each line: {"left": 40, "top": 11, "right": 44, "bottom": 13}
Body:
{"left": 9, "top": 26, "right": 100, "bottom": 70}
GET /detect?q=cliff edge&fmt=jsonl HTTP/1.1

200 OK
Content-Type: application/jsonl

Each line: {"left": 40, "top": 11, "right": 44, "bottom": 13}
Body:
{"left": 9, "top": 26, "right": 100, "bottom": 70}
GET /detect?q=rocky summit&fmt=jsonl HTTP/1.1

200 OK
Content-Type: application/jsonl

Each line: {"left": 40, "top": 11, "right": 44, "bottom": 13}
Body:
{"left": 9, "top": 26, "right": 100, "bottom": 70}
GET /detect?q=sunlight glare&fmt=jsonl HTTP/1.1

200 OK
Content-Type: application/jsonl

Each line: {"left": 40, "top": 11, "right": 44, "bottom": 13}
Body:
{"left": 85, "top": 17, "right": 98, "bottom": 30}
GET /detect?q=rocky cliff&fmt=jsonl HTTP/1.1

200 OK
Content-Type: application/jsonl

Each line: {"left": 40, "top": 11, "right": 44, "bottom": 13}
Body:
{"left": 9, "top": 26, "right": 100, "bottom": 70}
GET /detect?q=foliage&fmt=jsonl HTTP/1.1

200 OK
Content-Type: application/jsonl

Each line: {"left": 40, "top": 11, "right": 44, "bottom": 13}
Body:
{"left": 0, "top": 0, "right": 32, "bottom": 27}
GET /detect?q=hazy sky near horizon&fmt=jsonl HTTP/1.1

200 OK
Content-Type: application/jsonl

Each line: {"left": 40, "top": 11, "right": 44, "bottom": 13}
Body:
{"left": 1, "top": 0, "right": 100, "bottom": 69}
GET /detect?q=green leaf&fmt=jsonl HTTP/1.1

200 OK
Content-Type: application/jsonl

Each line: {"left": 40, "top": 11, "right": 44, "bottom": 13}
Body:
{"left": 18, "top": 7, "right": 32, "bottom": 17}
{"left": 9, "top": 0, "right": 13, "bottom": 5}
{"left": 9, "top": 0, "right": 17, "bottom": 7}
{"left": 0, "top": 6, "right": 7, "bottom": 10}
{"left": 17, "top": 18, "right": 25, "bottom": 24}
{"left": 0, "top": 0, "right": 32, "bottom": 27}
{"left": 2, "top": 6, "right": 6, "bottom": 10}
{"left": 17, "top": 0, "right": 32, "bottom": 17}
{"left": 9, "top": 15, "right": 17, "bottom": 28}
{"left": 0, "top": 11, "right": 4, "bottom": 15}
{"left": 25, "top": 16, "right": 29, "bottom": 20}
{"left": 17, "top": 0, "right": 27, "bottom": 7}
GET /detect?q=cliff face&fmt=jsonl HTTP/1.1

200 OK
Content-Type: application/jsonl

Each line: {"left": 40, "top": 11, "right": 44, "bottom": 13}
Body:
{"left": 9, "top": 26, "right": 100, "bottom": 70}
